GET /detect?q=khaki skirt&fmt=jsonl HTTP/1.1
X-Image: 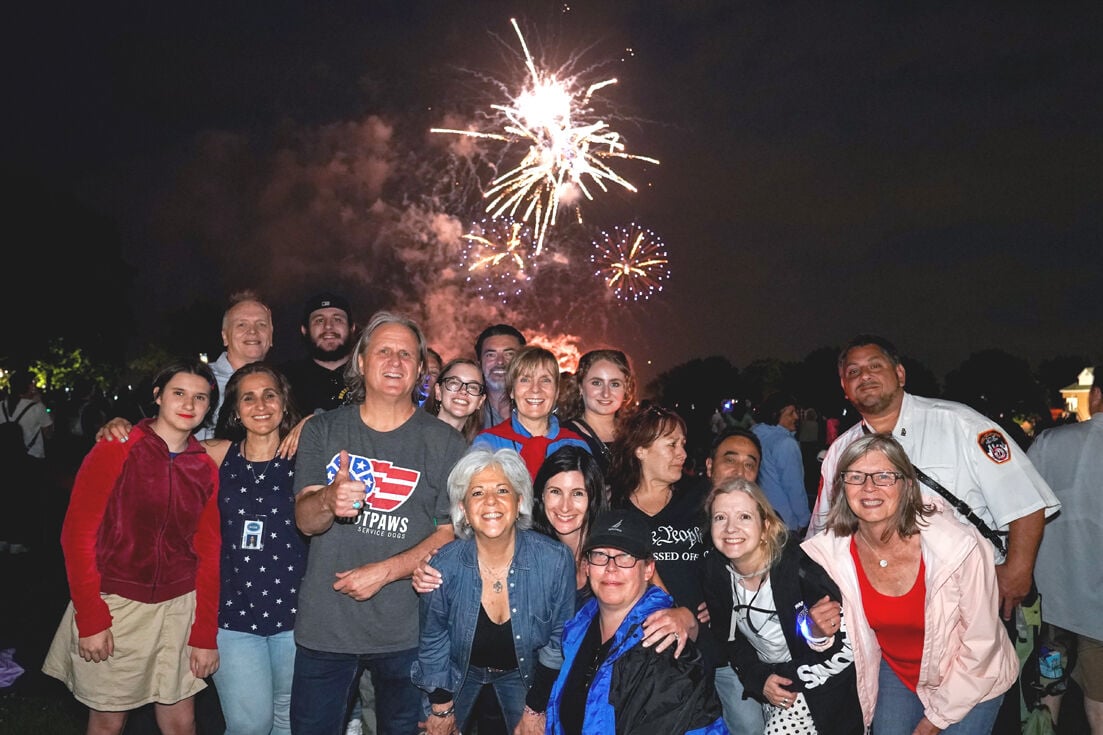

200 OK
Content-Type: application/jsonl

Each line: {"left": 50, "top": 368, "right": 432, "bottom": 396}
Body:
{"left": 41, "top": 592, "right": 207, "bottom": 711}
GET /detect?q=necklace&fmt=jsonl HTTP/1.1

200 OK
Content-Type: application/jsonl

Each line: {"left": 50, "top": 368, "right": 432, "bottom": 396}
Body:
{"left": 856, "top": 530, "right": 889, "bottom": 568}
{"left": 729, "top": 565, "right": 770, "bottom": 581}
{"left": 479, "top": 558, "right": 513, "bottom": 594}
{"left": 242, "top": 441, "right": 276, "bottom": 485}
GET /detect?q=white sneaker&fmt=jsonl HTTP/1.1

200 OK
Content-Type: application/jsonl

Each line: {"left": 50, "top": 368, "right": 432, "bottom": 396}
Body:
{"left": 345, "top": 719, "right": 363, "bottom": 735}
{"left": 8, "top": 544, "right": 28, "bottom": 554}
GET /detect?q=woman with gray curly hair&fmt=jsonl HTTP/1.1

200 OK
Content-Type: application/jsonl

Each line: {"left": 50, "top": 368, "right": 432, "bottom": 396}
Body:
{"left": 412, "top": 448, "right": 576, "bottom": 735}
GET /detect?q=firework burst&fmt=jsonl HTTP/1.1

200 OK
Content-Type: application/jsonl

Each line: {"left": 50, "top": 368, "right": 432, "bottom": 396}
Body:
{"left": 431, "top": 18, "right": 658, "bottom": 256}
{"left": 591, "top": 223, "right": 670, "bottom": 302}
{"left": 461, "top": 216, "right": 533, "bottom": 303}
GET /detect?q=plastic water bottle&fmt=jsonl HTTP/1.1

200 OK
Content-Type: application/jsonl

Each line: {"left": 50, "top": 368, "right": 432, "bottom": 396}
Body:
{"left": 1039, "top": 645, "right": 1064, "bottom": 680}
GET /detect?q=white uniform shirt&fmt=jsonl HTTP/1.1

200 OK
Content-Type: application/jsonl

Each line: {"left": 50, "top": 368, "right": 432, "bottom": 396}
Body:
{"left": 807, "top": 393, "right": 1060, "bottom": 564}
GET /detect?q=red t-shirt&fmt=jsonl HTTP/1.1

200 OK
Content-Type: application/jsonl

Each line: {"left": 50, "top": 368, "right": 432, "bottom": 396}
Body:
{"left": 851, "top": 537, "right": 925, "bottom": 691}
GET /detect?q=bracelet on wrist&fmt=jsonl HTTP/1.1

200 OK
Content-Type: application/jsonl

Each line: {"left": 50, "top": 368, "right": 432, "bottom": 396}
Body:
{"left": 524, "top": 705, "right": 546, "bottom": 717}
{"left": 429, "top": 705, "right": 455, "bottom": 718}
{"left": 797, "top": 607, "right": 831, "bottom": 645}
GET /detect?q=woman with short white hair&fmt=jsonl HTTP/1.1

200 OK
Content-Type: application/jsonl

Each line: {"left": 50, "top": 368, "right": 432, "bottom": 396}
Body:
{"left": 412, "top": 448, "right": 575, "bottom": 735}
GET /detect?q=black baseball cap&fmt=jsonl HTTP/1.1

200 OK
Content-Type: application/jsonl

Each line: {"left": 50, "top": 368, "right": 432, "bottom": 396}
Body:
{"left": 582, "top": 510, "right": 653, "bottom": 559}
{"left": 302, "top": 292, "right": 352, "bottom": 326}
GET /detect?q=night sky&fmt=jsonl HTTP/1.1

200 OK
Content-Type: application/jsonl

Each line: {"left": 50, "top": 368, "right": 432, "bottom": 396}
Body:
{"left": 8, "top": 1, "right": 1101, "bottom": 384}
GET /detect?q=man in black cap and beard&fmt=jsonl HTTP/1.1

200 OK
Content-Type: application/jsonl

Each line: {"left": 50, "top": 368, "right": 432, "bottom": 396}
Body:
{"left": 282, "top": 292, "right": 358, "bottom": 415}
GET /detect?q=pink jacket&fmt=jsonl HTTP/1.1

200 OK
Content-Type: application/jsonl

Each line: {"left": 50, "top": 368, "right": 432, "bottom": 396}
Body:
{"left": 801, "top": 502, "right": 1017, "bottom": 730}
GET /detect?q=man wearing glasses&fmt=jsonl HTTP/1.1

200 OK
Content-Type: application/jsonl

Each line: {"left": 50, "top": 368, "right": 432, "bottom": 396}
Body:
{"left": 806, "top": 334, "right": 1060, "bottom": 734}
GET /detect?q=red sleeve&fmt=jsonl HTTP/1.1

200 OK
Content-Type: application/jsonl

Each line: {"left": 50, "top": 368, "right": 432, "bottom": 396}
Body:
{"left": 60, "top": 440, "right": 130, "bottom": 638}
{"left": 188, "top": 461, "right": 221, "bottom": 649}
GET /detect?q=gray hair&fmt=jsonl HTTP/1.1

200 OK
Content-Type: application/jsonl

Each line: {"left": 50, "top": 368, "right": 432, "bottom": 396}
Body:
{"left": 447, "top": 448, "right": 534, "bottom": 539}
{"left": 343, "top": 311, "right": 428, "bottom": 404}
{"left": 825, "top": 433, "right": 934, "bottom": 540}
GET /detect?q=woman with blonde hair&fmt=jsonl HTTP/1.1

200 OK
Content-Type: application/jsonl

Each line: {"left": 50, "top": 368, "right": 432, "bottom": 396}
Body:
{"left": 701, "top": 478, "right": 861, "bottom": 734}
{"left": 473, "top": 346, "right": 589, "bottom": 479}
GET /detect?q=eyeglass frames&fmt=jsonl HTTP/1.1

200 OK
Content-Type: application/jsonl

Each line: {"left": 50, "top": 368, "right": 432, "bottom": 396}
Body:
{"left": 838, "top": 470, "right": 904, "bottom": 487}
{"left": 440, "top": 376, "right": 486, "bottom": 396}
{"left": 584, "top": 550, "right": 641, "bottom": 568}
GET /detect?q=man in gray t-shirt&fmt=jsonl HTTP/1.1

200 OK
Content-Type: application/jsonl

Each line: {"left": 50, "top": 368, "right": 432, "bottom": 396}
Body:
{"left": 292, "top": 311, "right": 466, "bottom": 735}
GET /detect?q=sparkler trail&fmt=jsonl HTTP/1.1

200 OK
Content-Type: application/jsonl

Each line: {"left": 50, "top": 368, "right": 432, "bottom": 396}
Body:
{"left": 591, "top": 223, "right": 671, "bottom": 302}
{"left": 431, "top": 17, "right": 659, "bottom": 256}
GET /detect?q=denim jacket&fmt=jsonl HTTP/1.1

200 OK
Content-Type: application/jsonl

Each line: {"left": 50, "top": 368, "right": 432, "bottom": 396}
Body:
{"left": 411, "top": 529, "right": 575, "bottom": 696}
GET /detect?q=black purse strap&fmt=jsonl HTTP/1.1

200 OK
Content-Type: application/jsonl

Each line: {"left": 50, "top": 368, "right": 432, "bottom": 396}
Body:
{"left": 914, "top": 467, "right": 1007, "bottom": 556}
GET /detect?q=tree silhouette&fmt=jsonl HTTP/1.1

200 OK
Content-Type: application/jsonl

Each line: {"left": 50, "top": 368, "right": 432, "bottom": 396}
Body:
{"left": 646, "top": 355, "right": 741, "bottom": 457}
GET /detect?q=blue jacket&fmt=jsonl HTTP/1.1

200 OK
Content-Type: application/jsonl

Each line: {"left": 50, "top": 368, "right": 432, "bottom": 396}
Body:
{"left": 547, "top": 585, "right": 729, "bottom": 735}
{"left": 411, "top": 529, "right": 575, "bottom": 698}
{"left": 752, "top": 422, "right": 811, "bottom": 530}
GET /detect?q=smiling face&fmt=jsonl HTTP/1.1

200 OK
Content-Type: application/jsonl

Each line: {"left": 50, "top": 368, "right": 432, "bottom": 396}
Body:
{"left": 480, "top": 334, "right": 523, "bottom": 394}
{"left": 842, "top": 449, "right": 903, "bottom": 525}
{"left": 462, "top": 464, "right": 520, "bottom": 541}
{"left": 235, "top": 372, "right": 284, "bottom": 438}
{"left": 358, "top": 322, "right": 421, "bottom": 400}
{"left": 512, "top": 362, "right": 558, "bottom": 426}
{"left": 710, "top": 490, "right": 770, "bottom": 569}
{"left": 706, "top": 435, "right": 760, "bottom": 485}
{"left": 636, "top": 425, "right": 687, "bottom": 485}
{"left": 541, "top": 470, "right": 589, "bottom": 539}
{"left": 303, "top": 306, "right": 352, "bottom": 361}
{"left": 840, "top": 344, "right": 906, "bottom": 418}
{"left": 222, "top": 299, "right": 273, "bottom": 366}
{"left": 580, "top": 358, "right": 628, "bottom": 419}
{"left": 435, "top": 362, "right": 486, "bottom": 421}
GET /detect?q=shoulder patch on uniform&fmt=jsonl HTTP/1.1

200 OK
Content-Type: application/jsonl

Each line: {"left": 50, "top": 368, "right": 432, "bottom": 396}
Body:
{"left": 977, "top": 429, "right": 1011, "bottom": 464}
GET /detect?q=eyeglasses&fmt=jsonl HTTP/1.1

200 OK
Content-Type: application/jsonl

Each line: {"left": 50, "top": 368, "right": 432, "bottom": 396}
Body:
{"left": 440, "top": 376, "right": 485, "bottom": 396}
{"left": 585, "top": 550, "right": 641, "bottom": 568}
{"left": 839, "top": 470, "right": 904, "bottom": 487}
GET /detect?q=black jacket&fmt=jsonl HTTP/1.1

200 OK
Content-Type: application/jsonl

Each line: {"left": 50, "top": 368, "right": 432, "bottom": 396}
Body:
{"left": 702, "top": 536, "right": 864, "bottom": 734}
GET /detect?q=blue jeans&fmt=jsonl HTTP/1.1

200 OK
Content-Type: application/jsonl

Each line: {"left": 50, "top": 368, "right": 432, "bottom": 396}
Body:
{"left": 872, "top": 658, "right": 1002, "bottom": 735}
{"left": 291, "top": 645, "right": 420, "bottom": 735}
{"left": 448, "top": 666, "right": 527, "bottom": 733}
{"left": 714, "top": 664, "right": 765, "bottom": 734}
{"left": 213, "top": 628, "right": 296, "bottom": 735}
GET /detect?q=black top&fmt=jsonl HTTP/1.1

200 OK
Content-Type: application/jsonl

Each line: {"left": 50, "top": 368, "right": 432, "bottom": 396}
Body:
{"left": 280, "top": 357, "right": 348, "bottom": 415}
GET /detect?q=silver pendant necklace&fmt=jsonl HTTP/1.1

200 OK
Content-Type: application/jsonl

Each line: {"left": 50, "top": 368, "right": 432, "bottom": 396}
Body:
{"left": 857, "top": 530, "right": 889, "bottom": 567}
{"left": 479, "top": 558, "right": 513, "bottom": 594}
{"left": 242, "top": 442, "right": 275, "bottom": 485}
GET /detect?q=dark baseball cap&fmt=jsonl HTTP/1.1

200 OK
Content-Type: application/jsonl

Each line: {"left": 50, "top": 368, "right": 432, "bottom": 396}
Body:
{"left": 302, "top": 292, "right": 351, "bottom": 326}
{"left": 582, "top": 510, "right": 653, "bottom": 559}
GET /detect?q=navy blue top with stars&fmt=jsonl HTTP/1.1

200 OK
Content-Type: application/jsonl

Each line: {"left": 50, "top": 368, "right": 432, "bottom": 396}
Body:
{"left": 218, "top": 442, "right": 308, "bottom": 636}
